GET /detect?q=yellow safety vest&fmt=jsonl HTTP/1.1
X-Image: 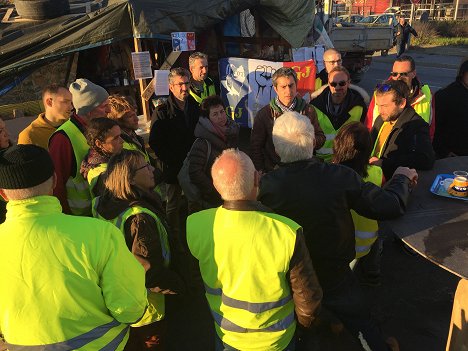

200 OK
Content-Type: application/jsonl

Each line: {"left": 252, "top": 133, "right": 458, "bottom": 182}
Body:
{"left": 53, "top": 120, "right": 92, "bottom": 215}
{"left": 0, "top": 196, "right": 147, "bottom": 350}
{"left": 351, "top": 165, "right": 383, "bottom": 258}
{"left": 314, "top": 106, "right": 364, "bottom": 162}
{"left": 123, "top": 141, "right": 150, "bottom": 163}
{"left": 93, "top": 198, "right": 170, "bottom": 326}
{"left": 187, "top": 207, "right": 299, "bottom": 351}
{"left": 87, "top": 163, "right": 107, "bottom": 198}
{"left": 189, "top": 79, "right": 216, "bottom": 104}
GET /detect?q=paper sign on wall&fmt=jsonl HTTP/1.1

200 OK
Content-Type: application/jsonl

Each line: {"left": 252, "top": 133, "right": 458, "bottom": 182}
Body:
{"left": 154, "top": 70, "right": 170, "bottom": 96}
{"left": 131, "top": 51, "right": 153, "bottom": 79}
{"left": 171, "top": 32, "right": 196, "bottom": 52}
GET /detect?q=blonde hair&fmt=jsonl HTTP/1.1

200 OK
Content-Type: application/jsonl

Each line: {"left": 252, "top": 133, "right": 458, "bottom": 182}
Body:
{"left": 107, "top": 94, "right": 136, "bottom": 120}
{"left": 103, "top": 150, "right": 145, "bottom": 200}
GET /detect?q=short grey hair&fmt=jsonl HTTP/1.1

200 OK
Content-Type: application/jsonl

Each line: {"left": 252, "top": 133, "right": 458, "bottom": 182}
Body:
{"left": 272, "top": 111, "right": 315, "bottom": 163}
{"left": 3, "top": 176, "right": 53, "bottom": 200}
{"left": 211, "top": 149, "right": 255, "bottom": 201}
{"left": 168, "top": 67, "right": 190, "bottom": 84}
{"left": 189, "top": 52, "right": 208, "bottom": 67}
{"left": 272, "top": 67, "right": 297, "bottom": 87}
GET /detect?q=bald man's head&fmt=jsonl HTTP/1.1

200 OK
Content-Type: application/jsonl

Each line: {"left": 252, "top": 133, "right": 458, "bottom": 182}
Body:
{"left": 211, "top": 149, "right": 257, "bottom": 201}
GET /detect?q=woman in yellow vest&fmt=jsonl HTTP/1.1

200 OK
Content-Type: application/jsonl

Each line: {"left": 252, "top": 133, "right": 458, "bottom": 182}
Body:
{"left": 80, "top": 117, "right": 123, "bottom": 197}
{"left": 333, "top": 122, "right": 384, "bottom": 286}
{"left": 93, "top": 150, "right": 186, "bottom": 350}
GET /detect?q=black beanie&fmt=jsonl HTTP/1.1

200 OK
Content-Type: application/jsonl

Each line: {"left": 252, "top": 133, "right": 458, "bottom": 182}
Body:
{"left": 0, "top": 145, "right": 54, "bottom": 189}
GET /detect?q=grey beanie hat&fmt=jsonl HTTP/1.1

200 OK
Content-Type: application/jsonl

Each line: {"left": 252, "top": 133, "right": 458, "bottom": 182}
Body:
{"left": 69, "top": 78, "right": 109, "bottom": 116}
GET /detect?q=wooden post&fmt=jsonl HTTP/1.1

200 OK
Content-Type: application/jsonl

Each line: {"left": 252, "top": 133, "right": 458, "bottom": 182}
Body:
{"left": 133, "top": 37, "right": 151, "bottom": 122}
{"left": 409, "top": 3, "right": 415, "bottom": 24}
{"left": 454, "top": 0, "right": 460, "bottom": 20}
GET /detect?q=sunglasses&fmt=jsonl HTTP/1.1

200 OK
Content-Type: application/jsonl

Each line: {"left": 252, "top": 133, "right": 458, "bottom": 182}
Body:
{"left": 330, "top": 81, "right": 348, "bottom": 87}
{"left": 390, "top": 71, "right": 412, "bottom": 77}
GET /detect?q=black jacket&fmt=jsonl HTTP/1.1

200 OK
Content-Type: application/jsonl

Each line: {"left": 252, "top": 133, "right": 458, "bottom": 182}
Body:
{"left": 149, "top": 93, "right": 200, "bottom": 183}
{"left": 433, "top": 81, "right": 468, "bottom": 158}
{"left": 371, "top": 107, "right": 435, "bottom": 179}
{"left": 258, "top": 159, "right": 412, "bottom": 291}
{"left": 188, "top": 117, "right": 239, "bottom": 207}
{"left": 396, "top": 22, "right": 417, "bottom": 43}
{"left": 310, "top": 86, "right": 367, "bottom": 130}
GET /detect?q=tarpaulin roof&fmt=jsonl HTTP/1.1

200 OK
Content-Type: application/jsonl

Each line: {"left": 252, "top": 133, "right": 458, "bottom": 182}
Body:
{"left": 0, "top": 0, "right": 314, "bottom": 79}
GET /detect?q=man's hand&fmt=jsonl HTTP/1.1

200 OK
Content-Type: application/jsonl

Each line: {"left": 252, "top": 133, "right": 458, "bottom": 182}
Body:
{"left": 393, "top": 167, "right": 418, "bottom": 187}
{"left": 369, "top": 157, "right": 383, "bottom": 167}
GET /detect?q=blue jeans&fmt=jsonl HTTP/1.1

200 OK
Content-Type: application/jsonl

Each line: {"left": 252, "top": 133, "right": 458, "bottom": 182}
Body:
{"left": 214, "top": 333, "right": 296, "bottom": 351}
{"left": 322, "top": 268, "right": 390, "bottom": 351}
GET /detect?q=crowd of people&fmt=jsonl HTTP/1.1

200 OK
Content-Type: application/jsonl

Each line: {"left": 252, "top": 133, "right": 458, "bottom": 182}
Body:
{"left": 0, "top": 49, "right": 467, "bottom": 351}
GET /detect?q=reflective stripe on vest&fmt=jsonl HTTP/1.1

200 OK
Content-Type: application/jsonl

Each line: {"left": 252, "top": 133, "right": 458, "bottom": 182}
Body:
{"left": 56, "top": 120, "right": 91, "bottom": 216}
{"left": 352, "top": 165, "right": 382, "bottom": 258}
{"left": 5, "top": 320, "right": 128, "bottom": 351}
{"left": 189, "top": 80, "right": 216, "bottom": 104}
{"left": 92, "top": 197, "right": 169, "bottom": 325}
{"left": 187, "top": 207, "right": 298, "bottom": 350}
{"left": 123, "top": 141, "right": 150, "bottom": 163}
{"left": 314, "top": 106, "right": 363, "bottom": 162}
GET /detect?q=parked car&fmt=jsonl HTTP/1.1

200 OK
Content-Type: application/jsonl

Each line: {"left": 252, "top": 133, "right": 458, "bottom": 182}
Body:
{"left": 336, "top": 14, "right": 364, "bottom": 23}
{"left": 359, "top": 13, "right": 397, "bottom": 27}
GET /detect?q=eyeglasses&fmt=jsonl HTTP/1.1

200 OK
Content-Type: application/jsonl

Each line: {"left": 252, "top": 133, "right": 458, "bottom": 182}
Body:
{"left": 324, "top": 59, "right": 342, "bottom": 65}
{"left": 390, "top": 71, "right": 412, "bottom": 77}
{"left": 330, "top": 80, "right": 348, "bottom": 87}
{"left": 135, "top": 163, "right": 151, "bottom": 172}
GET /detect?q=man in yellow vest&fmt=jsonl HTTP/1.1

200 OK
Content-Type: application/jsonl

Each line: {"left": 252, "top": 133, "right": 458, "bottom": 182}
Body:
{"left": 259, "top": 111, "right": 417, "bottom": 351}
{"left": 369, "top": 79, "right": 435, "bottom": 180}
{"left": 365, "top": 55, "right": 435, "bottom": 139}
{"left": 49, "top": 79, "right": 111, "bottom": 215}
{"left": 18, "top": 84, "right": 73, "bottom": 149}
{"left": 314, "top": 48, "right": 342, "bottom": 91}
{"left": 187, "top": 149, "right": 323, "bottom": 351}
{"left": 310, "top": 66, "right": 368, "bottom": 162}
{"left": 0, "top": 144, "right": 147, "bottom": 350}
{"left": 189, "top": 52, "right": 217, "bottom": 104}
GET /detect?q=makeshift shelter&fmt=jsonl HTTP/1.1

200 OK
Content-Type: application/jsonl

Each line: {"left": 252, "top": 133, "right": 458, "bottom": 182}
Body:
{"left": 0, "top": 0, "right": 314, "bottom": 117}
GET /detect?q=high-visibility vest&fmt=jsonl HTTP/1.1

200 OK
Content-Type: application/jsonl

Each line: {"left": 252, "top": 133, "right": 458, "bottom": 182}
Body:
{"left": 189, "top": 78, "right": 216, "bottom": 104}
{"left": 54, "top": 120, "right": 92, "bottom": 215}
{"left": 0, "top": 195, "right": 147, "bottom": 350}
{"left": 87, "top": 163, "right": 107, "bottom": 197}
{"left": 187, "top": 207, "right": 299, "bottom": 351}
{"left": 351, "top": 165, "right": 383, "bottom": 258}
{"left": 93, "top": 198, "right": 170, "bottom": 326}
{"left": 123, "top": 141, "right": 150, "bottom": 163}
{"left": 314, "top": 106, "right": 364, "bottom": 162}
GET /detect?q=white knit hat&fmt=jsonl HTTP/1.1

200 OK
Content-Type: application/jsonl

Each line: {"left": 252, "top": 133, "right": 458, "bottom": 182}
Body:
{"left": 69, "top": 79, "right": 109, "bottom": 116}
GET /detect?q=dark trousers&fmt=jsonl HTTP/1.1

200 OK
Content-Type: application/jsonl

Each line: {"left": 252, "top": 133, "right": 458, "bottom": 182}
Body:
{"left": 323, "top": 268, "right": 390, "bottom": 351}
{"left": 396, "top": 40, "right": 407, "bottom": 57}
{"left": 124, "top": 320, "right": 167, "bottom": 351}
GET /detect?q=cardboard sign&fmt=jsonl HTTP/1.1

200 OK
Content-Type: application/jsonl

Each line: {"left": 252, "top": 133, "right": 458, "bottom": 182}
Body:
{"left": 171, "top": 32, "right": 196, "bottom": 52}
